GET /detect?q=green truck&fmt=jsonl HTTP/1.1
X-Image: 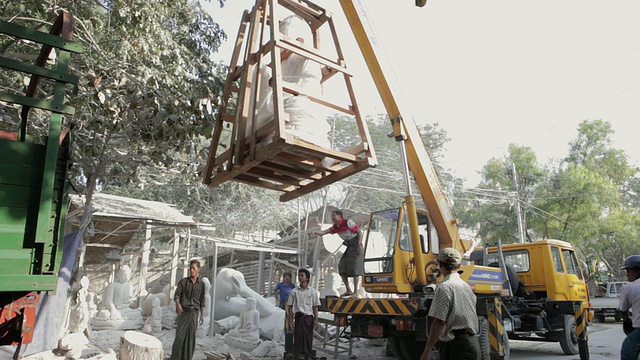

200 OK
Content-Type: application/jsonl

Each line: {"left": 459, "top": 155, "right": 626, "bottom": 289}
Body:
{"left": 0, "top": 12, "right": 82, "bottom": 357}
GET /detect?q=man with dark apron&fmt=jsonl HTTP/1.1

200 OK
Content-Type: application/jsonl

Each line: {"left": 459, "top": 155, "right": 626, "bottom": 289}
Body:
{"left": 314, "top": 210, "right": 363, "bottom": 298}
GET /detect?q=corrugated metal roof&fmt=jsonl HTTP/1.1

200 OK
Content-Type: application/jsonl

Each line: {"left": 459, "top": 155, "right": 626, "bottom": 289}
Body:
{"left": 69, "top": 193, "right": 196, "bottom": 226}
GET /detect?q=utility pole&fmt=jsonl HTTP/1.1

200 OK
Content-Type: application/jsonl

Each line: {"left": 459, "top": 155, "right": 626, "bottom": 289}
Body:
{"left": 512, "top": 163, "right": 527, "bottom": 243}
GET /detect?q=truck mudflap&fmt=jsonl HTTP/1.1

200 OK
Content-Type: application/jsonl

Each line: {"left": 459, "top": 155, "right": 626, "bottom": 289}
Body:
{"left": 575, "top": 306, "right": 590, "bottom": 360}
{"left": 324, "top": 296, "right": 424, "bottom": 316}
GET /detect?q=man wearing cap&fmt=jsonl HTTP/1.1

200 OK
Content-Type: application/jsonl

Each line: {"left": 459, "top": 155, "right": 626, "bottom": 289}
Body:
{"left": 619, "top": 255, "right": 640, "bottom": 360}
{"left": 420, "top": 248, "right": 480, "bottom": 360}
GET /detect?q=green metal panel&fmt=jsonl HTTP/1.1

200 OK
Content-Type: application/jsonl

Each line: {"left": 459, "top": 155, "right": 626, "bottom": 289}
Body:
{"left": 50, "top": 172, "right": 69, "bottom": 274}
{"left": 0, "top": 164, "right": 42, "bottom": 188}
{"left": 0, "top": 92, "right": 76, "bottom": 115}
{"left": 0, "top": 57, "right": 79, "bottom": 84}
{"left": 0, "top": 12, "right": 82, "bottom": 293}
{"left": 0, "top": 20, "right": 83, "bottom": 53}
{"left": 0, "top": 249, "right": 34, "bottom": 275}
{"left": 0, "top": 139, "right": 45, "bottom": 166}
{"left": 0, "top": 275, "right": 57, "bottom": 291}
{"left": 0, "top": 184, "right": 35, "bottom": 207}
{"left": 34, "top": 113, "right": 61, "bottom": 247}
{"left": 0, "top": 219, "right": 26, "bottom": 252}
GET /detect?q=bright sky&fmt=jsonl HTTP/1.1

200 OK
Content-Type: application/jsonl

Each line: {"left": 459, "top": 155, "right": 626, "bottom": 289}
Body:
{"left": 203, "top": 0, "right": 640, "bottom": 186}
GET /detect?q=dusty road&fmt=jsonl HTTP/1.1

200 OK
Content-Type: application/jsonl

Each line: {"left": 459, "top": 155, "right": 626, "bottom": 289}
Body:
{"left": 509, "top": 320, "right": 624, "bottom": 359}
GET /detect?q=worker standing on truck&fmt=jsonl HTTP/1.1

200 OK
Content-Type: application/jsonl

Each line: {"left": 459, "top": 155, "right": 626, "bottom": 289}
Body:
{"left": 420, "top": 248, "right": 481, "bottom": 360}
{"left": 314, "top": 210, "right": 364, "bottom": 298}
{"left": 618, "top": 255, "right": 640, "bottom": 360}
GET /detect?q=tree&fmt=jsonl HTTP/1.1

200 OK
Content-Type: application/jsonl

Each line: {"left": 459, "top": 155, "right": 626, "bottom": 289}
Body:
{"left": 1, "top": 0, "right": 228, "bottom": 232}
{"left": 329, "top": 113, "right": 461, "bottom": 215}
{"left": 458, "top": 144, "right": 546, "bottom": 244}
{"left": 2, "top": 0, "right": 227, "bottom": 185}
{"left": 532, "top": 120, "right": 640, "bottom": 265}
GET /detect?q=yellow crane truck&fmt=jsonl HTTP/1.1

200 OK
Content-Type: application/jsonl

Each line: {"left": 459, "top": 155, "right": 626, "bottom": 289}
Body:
{"left": 320, "top": 1, "right": 592, "bottom": 360}
{"left": 215, "top": 1, "right": 591, "bottom": 359}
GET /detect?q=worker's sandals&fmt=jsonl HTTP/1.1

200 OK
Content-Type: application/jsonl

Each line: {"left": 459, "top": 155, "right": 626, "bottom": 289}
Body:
{"left": 340, "top": 291, "right": 353, "bottom": 298}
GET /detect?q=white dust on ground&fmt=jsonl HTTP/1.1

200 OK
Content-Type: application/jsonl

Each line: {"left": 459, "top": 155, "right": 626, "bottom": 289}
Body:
{"left": 23, "top": 328, "right": 390, "bottom": 359}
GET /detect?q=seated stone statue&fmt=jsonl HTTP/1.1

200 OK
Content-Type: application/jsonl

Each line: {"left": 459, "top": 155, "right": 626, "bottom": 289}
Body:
{"left": 214, "top": 268, "right": 285, "bottom": 341}
{"left": 143, "top": 297, "right": 163, "bottom": 334}
{"left": 91, "top": 265, "right": 143, "bottom": 330}
{"left": 225, "top": 298, "right": 261, "bottom": 351}
{"left": 229, "top": 297, "right": 260, "bottom": 340}
{"left": 142, "top": 284, "right": 171, "bottom": 317}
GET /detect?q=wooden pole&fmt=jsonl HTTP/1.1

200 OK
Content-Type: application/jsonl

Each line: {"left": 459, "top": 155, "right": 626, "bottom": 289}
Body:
{"left": 183, "top": 228, "right": 191, "bottom": 278}
{"left": 137, "top": 222, "right": 152, "bottom": 306}
{"left": 258, "top": 251, "right": 266, "bottom": 295}
{"left": 208, "top": 242, "right": 218, "bottom": 338}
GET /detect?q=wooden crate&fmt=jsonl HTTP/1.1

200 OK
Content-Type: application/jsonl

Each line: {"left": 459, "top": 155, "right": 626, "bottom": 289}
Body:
{"left": 204, "top": 0, "right": 376, "bottom": 202}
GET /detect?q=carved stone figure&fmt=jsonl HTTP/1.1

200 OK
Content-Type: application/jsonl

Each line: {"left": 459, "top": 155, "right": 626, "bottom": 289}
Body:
{"left": 91, "top": 266, "right": 143, "bottom": 330}
{"left": 67, "top": 276, "right": 91, "bottom": 336}
{"left": 319, "top": 269, "right": 341, "bottom": 298}
{"left": 148, "top": 298, "right": 162, "bottom": 333}
{"left": 228, "top": 297, "right": 260, "bottom": 340}
{"left": 225, "top": 298, "right": 261, "bottom": 351}
{"left": 214, "top": 268, "right": 285, "bottom": 341}
{"left": 142, "top": 284, "right": 171, "bottom": 317}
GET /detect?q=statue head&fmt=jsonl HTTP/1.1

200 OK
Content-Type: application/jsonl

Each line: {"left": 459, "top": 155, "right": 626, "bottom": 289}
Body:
{"left": 279, "top": 15, "right": 311, "bottom": 44}
{"left": 80, "top": 276, "right": 90, "bottom": 289}
{"left": 116, "top": 268, "right": 128, "bottom": 283}
{"left": 246, "top": 297, "right": 257, "bottom": 311}
{"left": 115, "top": 265, "right": 132, "bottom": 283}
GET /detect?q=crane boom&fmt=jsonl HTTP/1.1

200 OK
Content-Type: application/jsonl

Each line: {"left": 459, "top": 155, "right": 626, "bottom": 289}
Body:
{"left": 338, "top": 0, "right": 463, "bottom": 258}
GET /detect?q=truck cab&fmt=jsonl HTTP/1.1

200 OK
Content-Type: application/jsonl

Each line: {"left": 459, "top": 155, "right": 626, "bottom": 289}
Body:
{"left": 474, "top": 240, "right": 591, "bottom": 355}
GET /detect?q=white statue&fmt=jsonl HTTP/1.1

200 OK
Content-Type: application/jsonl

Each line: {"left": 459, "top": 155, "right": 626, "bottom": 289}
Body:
{"left": 145, "top": 297, "right": 162, "bottom": 333}
{"left": 87, "top": 291, "right": 98, "bottom": 318}
{"left": 319, "top": 269, "right": 342, "bottom": 298}
{"left": 228, "top": 297, "right": 260, "bottom": 340}
{"left": 214, "top": 268, "right": 285, "bottom": 341}
{"left": 67, "top": 276, "right": 91, "bottom": 336}
{"left": 161, "top": 284, "right": 178, "bottom": 330}
{"left": 225, "top": 298, "right": 261, "bottom": 351}
{"left": 251, "top": 15, "right": 332, "bottom": 168}
{"left": 198, "top": 277, "right": 212, "bottom": 338}
{"left": 91, "top": 266, "right": 143, "bottom": 330}
{"left": 142, "top": 284, "right": 171, "bottom": 317}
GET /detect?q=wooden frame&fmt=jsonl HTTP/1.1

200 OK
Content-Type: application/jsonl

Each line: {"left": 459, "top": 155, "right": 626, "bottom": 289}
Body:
{"left": 204, "top": 0, "right": 377, "bottom": 202}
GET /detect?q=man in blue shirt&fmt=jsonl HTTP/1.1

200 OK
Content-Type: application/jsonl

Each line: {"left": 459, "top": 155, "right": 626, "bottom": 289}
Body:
{"left": 274, "top": 272, "right": 295, "bottom": 309}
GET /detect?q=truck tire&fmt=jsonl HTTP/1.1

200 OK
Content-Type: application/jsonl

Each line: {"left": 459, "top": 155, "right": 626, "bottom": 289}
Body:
{"left": 477, "top": 316, "right": 491, "bottom": 360}
{"left": 477, "top": 316, "right": 510, "bottom": 360}
{"left": 559, "top": 314, "right": 579, "bottom": 355}
{"left": 488, "top": 262, "right": 520, "bottom": 295}
{"left": 595, "top": 314, "right": 605, "bottom": 323}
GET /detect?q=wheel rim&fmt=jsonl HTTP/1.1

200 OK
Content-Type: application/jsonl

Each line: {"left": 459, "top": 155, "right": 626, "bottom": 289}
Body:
{"left": 570, "top": 323, "right": 578, "bottom": 345}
